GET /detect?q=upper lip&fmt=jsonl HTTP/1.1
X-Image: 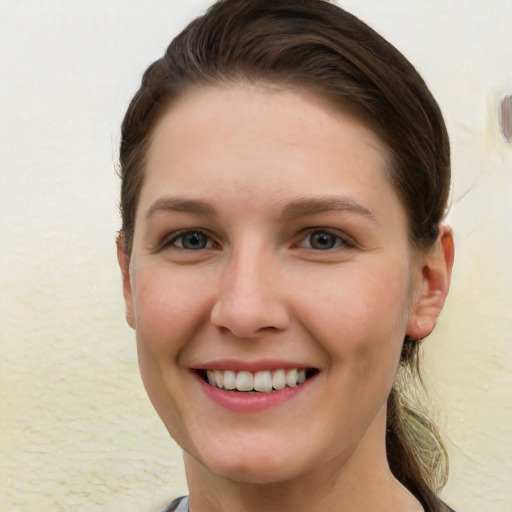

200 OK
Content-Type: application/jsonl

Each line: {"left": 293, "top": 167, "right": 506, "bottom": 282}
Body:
{"left": 190, "top": 359, "right": 315, "bottom": 372}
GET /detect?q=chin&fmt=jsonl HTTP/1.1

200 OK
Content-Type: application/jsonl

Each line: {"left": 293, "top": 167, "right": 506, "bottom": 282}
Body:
{"left": 191, "top": 442, "right": 308, "bottom": 485}
{"left": 211, "top": 463, "right": 300, "bottom": 485}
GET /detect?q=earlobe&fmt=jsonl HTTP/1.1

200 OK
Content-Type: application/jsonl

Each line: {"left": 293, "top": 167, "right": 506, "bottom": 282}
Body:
{"left": 406, "top": 226, "right": 454, "bottom": 340}
{"left": 116, "top": 235, "right": 136, "bottom": 329}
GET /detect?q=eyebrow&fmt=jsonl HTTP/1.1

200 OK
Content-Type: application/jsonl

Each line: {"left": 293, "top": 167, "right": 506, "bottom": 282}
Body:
{"left": 145, "top": 195, "right": 375, "bottom": 223}
{"left": 145, "top": 197, "right": 217, "bottom": 220}
{"left": 279, "top": 196, "right": 376, "bottom": 223}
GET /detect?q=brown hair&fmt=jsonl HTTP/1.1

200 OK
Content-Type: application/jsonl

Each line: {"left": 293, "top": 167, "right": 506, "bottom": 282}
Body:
{"left": 118, "top": 1, "right": 451, "bottom": 510}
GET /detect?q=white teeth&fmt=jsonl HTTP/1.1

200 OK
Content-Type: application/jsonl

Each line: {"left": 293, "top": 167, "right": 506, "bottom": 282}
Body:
{"left": 272, "top": 369, "right": 286, "bottom": 390}
{"left": 223, "top": 370, "right": 236, "bottom": 390}
{"left": 235, "top": 371, "right": 253, "bottom": 391}
{"left": 254, "top": 371, "right": 273, "bottom": 392}
{"left": 214, "top": 370, "right": 224, "bottom": 388}
{"left": 206, "top": 370, "right": 216, "bottom": 386}
{"left": 205, "top": 368, "right": 310, "bottom": 393}
{"left": 286, "top": 368, "right": 298, "bottom": 388}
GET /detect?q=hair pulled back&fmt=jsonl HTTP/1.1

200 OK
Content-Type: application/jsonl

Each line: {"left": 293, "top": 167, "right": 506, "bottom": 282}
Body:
{"left": 118, "top": 1, "right": 451, "bottom": 510}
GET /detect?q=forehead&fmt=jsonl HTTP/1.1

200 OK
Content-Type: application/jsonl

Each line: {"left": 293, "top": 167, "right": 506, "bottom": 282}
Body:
{"left": 138, "top": 84, "right": 403, "bottom": 227}
{"left": 151, "top": 83, "right": 387, "bottom": 156}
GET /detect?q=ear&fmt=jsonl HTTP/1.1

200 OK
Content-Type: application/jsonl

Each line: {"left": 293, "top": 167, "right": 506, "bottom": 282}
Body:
{"left": 406, "top": 226, "right": 455, "bottom": 339}
{"left": 117, "top": 234, "right": 136, "bottom": 329}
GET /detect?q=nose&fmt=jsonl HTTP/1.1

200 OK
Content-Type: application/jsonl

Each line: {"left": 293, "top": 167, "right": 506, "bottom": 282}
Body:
{"left": 210, "top": 245, "right": 289, "bottom": 338}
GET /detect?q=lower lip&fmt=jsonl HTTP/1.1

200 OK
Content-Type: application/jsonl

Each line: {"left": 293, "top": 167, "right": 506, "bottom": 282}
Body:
{"left": 195, "top": 372, "right": 316, "bottom": 412}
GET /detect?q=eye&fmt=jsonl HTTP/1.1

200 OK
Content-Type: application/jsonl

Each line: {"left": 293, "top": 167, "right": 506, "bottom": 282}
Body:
{"left": 298, "top": 230, "right": 350, "bottom": 251}
{"left": 167, "top": 230, "right": 216, "bottom": 250}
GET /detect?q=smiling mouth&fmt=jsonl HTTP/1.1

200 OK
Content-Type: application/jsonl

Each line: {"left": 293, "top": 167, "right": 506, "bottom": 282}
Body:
{"left": 197, "top": 368, "right": 318, "bottom": 393}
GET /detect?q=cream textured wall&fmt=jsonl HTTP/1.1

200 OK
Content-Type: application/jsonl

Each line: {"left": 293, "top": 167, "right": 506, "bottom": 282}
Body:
{"left": 1, "top": 1, "right": 510, "bottom": 511}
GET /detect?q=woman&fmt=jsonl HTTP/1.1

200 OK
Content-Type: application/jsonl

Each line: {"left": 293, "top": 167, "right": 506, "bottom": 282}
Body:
{"left": 116, "top": 1, "right": 456, "bottom": 511}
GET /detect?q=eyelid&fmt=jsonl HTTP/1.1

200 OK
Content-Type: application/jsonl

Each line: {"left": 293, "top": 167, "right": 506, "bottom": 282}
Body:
{"left": 294, "top": 228, "right": 355, "bottom": 250}
{"left": 156, "top": 227, "right": 356, "bottom": 253}
{"left": 159, "top": 228, "right": 219, "bottom": 251}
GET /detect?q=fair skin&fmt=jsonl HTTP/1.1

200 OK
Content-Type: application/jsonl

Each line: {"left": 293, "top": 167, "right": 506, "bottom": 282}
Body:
{"left": 118, "top": 85, "right": 454, "bottom": 512}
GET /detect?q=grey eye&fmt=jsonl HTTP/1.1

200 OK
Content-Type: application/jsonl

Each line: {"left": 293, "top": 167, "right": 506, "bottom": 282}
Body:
{"left": 308, "top": 231, "right": 340, "bottom": 250}
{"left": 176, "top": 232, "right": 210, "bottom": 250}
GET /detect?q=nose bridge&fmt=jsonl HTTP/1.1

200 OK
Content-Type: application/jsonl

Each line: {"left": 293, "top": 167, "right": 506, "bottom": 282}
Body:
{"left": 210, "top": 239, "right": 288, "bottom": 336}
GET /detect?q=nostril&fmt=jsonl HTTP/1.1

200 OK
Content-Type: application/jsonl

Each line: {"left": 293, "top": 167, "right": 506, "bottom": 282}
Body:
{"left": 210, "top": 300, "right": 290, "bottom": 338}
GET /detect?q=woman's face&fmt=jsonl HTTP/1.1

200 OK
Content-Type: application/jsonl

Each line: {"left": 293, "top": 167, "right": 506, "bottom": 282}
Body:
{"left": 121, "top": 85, "right": 426, "bottom": 484}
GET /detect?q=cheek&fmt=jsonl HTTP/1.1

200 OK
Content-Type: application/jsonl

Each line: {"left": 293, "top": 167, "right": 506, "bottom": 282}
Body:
{"left": 296, "top": 262, "right": 411, "bottom": 363}
{"left": 132, "top": 264, "right": 213, "bottom": 355}
{"left": 131, "top": 265, "right": 213, "bottom": 442}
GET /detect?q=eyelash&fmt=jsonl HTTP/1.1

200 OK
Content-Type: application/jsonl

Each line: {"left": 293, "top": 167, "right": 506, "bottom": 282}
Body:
{"left": 295, "top": 229, "right": 354, "bottom": 251}
{"left": 160, "top": 228, "right": 354, "bottom": 252}
{"left": 162, "top": 229, "right": 218, "bottom": 251}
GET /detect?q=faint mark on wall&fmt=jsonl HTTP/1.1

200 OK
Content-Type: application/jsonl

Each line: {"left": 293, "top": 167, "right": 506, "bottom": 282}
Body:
{"left": 498, "top": 93, "right": 512, "bottom": 143}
